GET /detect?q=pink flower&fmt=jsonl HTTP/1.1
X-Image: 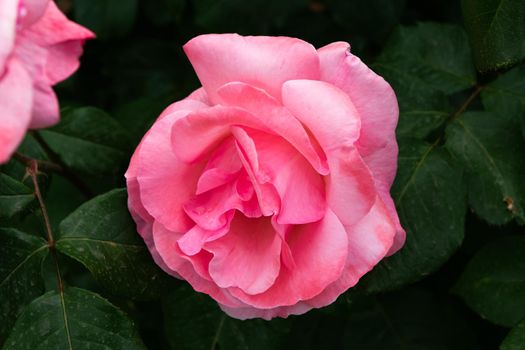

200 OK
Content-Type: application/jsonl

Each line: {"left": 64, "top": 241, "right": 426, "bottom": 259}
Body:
{"left": 0, "top": 0, "right": 94, "bottom": 163}
{"left": 126, "top": 34, "right": 406, "bottom": 320}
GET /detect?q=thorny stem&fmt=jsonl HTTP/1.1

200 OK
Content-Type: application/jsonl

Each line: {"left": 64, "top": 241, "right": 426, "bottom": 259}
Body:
{"left": 27, "top": 161, "right": 65, "bottom": 292}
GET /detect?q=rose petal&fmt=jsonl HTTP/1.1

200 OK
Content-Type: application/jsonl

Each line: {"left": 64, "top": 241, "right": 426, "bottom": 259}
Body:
{"left": 217, "top": 82, "right": 328, "bottom": 175}
{"left": 282, "top": 79, "right": 376, "bottom": 226}
{"left": 282, "top": 79, "right": 361, "bottom": 150}
{"left": 219, "top": 302, "right": 312, "bottom": 321}
{"left": 137, "top": 111, "right": 205, "bottom": 233}
{"left": 0, "top": 0, "right": 18, "bottom": 73}
{"left": 29, "top": 81, "right": 59, "bottom": 128}
{"left": 196, "top": 137, "right": 242, "bottom": 194}
{"left": 205, "top": 216, "right": 282, "bottom": 295}
{"left": 183, "top": 34, "right": 320, "bottom": 103}
{"left": 306, "top": 195, "right": 396, "bottom": 308}
{"left": 153, "top": 221, "right": 246, "bottom": 308}
{"left": 23, "top": 1, "right": 94, "bottom": 47}
{"left": 318, "top": 42, "right": 405, "bottom": 252}
{"left": 17, "top": 0, "right": 50, "bottom": 28}
{"left": 232, "top": 126, "right": 325, "bottom": 225}
{"left": 227, "top": 209, "right": 347, "bottom": 308}
{"left": 0, "top": 59, "right": 33, "bottom": 163}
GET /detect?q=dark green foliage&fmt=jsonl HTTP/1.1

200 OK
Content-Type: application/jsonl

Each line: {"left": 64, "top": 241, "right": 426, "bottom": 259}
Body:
{"left": 454, "top": 236, "right": 525, "bottom": 327}
{"left": 0, "top": 229, "right": 47, "bottom": 343}
{"left": 56, "top": 189, "right": 173, "bottom": 300}
{"left": 461, "top": 0, "right": 525, "bottom": 72}
{"left": 3, "top": 287, "right": 145, "bottom": 349}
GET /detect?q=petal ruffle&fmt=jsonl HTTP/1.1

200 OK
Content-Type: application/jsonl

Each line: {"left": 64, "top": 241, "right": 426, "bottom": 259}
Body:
{"left": 137, "top": 110, "right": 206, "bottom": 233}
{"left": 205, "top": 216, "right": 282, "bottom": 295}
{"left": 226, "top": 209, "right": 348, "bottom": 308}
{"left": 183, "top": 34, "right": 320, "bottom": 103}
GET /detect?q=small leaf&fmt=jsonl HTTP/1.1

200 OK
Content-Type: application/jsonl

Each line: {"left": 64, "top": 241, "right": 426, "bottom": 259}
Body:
{"left": 453, "top": 236, "right": 525, "bottom": 327}
{"left": 0, "top": 228, "right": 48, "bottom": 343}
{"left": 344, "top": 289, "right": 479, "bottom": 349}
{"left": 3, "top": 287, "right": 145, "bottom": 349}
{"left": 481, "top": 65, "right": 525, "bottom": 137}
{"left": 163, "top": 284, "right": 291, "bottom": 350}
{"left": 446, "top": 111, "right": 525, "bottom": 224}
{"left": 56, "top": 189, "right": 172, "bottom": 300}
{"left": 0, "top": 173, "right": 34, "bottom": 219}
{"left": 461, "top": 0, "right": 525, "bottom": 72}
{"left": 359, "top": 139, "right": 467, "bottom": 292}
{"left": 73, "top": 0, "right": 138, "bottom": 40}
{"left": 501, "top": 318, "right": 525, "bottom": 350}
{"left": 38, "top": 107, "right": 131, "bottom": 176}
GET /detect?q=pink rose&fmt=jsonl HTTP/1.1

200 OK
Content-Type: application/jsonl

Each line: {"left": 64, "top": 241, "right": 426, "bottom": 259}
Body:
{"left": 0, "top": 0, "right": 94, "bottom": 163}
{"left": 126, "top": 34, "right": 406, "bottom": 320}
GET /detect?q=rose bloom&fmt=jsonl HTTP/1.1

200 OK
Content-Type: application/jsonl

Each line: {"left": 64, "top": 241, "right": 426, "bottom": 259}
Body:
{"left": 126, "top": 34, "right": 406, "bottom": 320}
{"left": 0, "top": 0, "right": 94, "bottom": 163}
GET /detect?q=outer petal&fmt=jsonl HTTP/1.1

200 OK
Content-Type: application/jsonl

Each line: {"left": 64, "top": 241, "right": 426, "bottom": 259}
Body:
{"left": 205, "top": 216, "right": 282, "bottom": 295}
{"left": 0, "top": 59, "right": 33, "bottom": 163}
{"left": 220, "top": 302, "right": 312, "bottom": 321}
{"left": 17, "top": 0, "right": 50, "bottom": 29}
{"left": 125, "top": 89, "right": 208, "bottom": 237}
{"left": 23, "top": 1, "right": 94, "bottom": 47}
{"left": 282, "top": 80, "right": 376, "bottom": 227}
{"left": 29, "top": 81, "right": 59, "bottom": 128}
{"left": 318, "top": 42, "right": 405, "bottom": 252}
{"left": 125, "top": 141, "right": 154, "bottom": 240}
{"left": 0, "top": 0, "right": 18, "bottom": 74}
{"left": 220, "top": 196, "right": 396, "bottom": 319}
{"left": 227, "top": 209, "right": 348, "bottom": 308}
{"left": 306, "top": 195, "right": 396, "bottom": 308}
{"left": 153, "top": 221, "right": 247, "bottom": 308}
{"left": 137, "top": 111, "right": 205, "bottom": 233}
{"left": 282, "top": 79, "right": 361, "bottom": 150}
{"left": 183, "top": 34, "right": 320, "bottom": 103}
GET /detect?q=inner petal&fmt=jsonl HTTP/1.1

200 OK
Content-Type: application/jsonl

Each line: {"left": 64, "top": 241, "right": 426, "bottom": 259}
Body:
{"left": 232, "top": 126, "right": 326, "bottom": 225}
{"left": 205, "top": 216, "right": 282, "bottom": 295}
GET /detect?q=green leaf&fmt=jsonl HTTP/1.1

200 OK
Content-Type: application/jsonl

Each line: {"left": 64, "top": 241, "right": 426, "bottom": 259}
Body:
{"left": 481, "top": 65, "right": 525, "bottom": 137}
{"left": 163, "top": 284, "right": 291, "bottom": 350}
{"left": 3, "top": 287, "right": 145, "bottom": 349}
{"left": 344, "top": 289, "right": 479, "bottom": 349}
{"left": 73, "top": 0, "right": 138, "bottom": 40}
{"left": 56, "top": 189, "right": 171, "bottom": 300}
{"left": 38, "top": 107, "right": 131, "bottom": 177}
{"left": 373, "top": 23, "right": 480, "bottom": 139}
{"left": 453, "top": 236, "right": 525, "bottom": 327}
{"left": 461, "top": 0, "right": 525, "bottom": 72}
{"left": 359, "top": 139, "right": 467, "bottom": 292}
{"left": 446, "top": 112, "right": 525, "bottom": 224}
{"left": 0, "top": 228, "right": 48, "bottom": 343}
{"left": 0, "top": 173, "right": 34, "bottom": 219}
{"left": 501, "top": 318, "right": 525, "bottom": 350}
{"left": 377, "top": 22, "right": 476, "bottom": 94}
